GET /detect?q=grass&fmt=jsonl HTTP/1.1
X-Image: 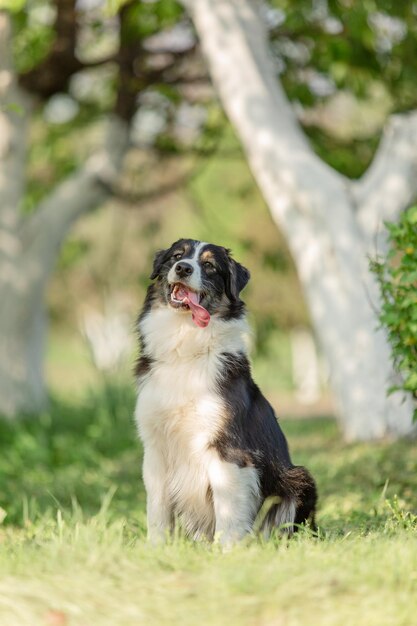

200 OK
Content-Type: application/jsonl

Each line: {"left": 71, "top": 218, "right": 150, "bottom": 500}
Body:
{"left": 0, "top": 384, "right": 416, "bottom": 626}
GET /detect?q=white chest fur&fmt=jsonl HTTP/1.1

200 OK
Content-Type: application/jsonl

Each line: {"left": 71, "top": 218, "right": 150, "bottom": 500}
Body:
{"left": 135, "top": 307, "right": 250, "bottom": 435}
{"left": 135, "top": 308, "right": 251, "bottom": 538}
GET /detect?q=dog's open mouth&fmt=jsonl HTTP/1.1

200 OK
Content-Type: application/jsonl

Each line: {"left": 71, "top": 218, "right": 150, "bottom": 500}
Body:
{"left": 169, "top": 283, "right": 210, "bottom": 328}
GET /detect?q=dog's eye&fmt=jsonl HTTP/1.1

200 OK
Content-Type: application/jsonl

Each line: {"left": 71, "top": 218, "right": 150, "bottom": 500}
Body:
{"left": 204, "top": 261, "right": 215, "bottom": 270}
{"left": 172, "top": 253, "right": 183, "bottom": 260}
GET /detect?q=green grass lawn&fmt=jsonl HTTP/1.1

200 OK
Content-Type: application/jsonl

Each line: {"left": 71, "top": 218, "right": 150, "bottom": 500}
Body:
{"left": 0, "top": 385, "right": 416, "bottom": 626}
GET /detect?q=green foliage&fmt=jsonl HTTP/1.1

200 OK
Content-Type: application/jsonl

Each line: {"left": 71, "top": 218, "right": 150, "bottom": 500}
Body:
{"left": 11, "top": 1, "right": 55, "bottom": 73}
{"left": 0, "top": 0, "right": 25, "bottom": 11}
{"left": 106, "top": 0, "right": 182, "bottom": 23}
{"left": 270, "top": 0, "right": 417, "bottom": 176}
{"left": 9, "top": 0, "right": 417, "bottom": 186}
{"left": 273, "top": 0, "right": 417, "bottom": 110}
{"left": 371, "top": 206, "right": 417, "bottom": 417}
{"left": 133, "top": 0, "right": 183, "bottom": 37}
{"left": 305, "top": 126, "right": 380, "bottom": 179}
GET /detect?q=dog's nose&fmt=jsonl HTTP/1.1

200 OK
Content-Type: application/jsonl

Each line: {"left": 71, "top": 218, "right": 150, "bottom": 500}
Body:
{"left": 175, "top": 262, "right": 193, "bottom": 278}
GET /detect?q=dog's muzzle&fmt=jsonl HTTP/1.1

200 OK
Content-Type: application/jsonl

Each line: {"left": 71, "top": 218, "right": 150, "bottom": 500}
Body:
{"left": 175, "top": 262, "right": 194, "bottom": 279}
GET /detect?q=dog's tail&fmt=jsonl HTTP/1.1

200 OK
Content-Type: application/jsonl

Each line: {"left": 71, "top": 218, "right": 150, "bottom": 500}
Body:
{"left": 259, "top": 465, "right": 317, "bottom": 536}
{"left": 287, "top": 465, "right": 318, "bottom": 530}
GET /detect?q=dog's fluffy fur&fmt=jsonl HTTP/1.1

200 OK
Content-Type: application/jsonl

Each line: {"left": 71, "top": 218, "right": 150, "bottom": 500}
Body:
{"left": 135, "top": 239, "right": 317, "bottom": 545}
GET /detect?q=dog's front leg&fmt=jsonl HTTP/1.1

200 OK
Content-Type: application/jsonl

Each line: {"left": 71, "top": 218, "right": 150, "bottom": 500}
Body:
{"left": 208, "top": 456, "right": 260, "bottom": 547}
{"left": 142, "top": 447, "right": 172, "bottom": 544}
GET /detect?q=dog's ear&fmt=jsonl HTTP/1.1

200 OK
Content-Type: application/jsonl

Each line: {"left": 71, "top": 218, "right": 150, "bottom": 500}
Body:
{"left": 150, "top": 249, "right": 167, "bottom": 280}
{"left": 226, "top": 252, "right": 250, "bottom": 301}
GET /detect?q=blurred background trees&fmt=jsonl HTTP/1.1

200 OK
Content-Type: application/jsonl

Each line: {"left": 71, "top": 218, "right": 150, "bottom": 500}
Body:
{"left": 0, "top": 0, "right": 204, "bottom": 416}
{"left": 0, "top": 0, "right": 416, "bottom": 440}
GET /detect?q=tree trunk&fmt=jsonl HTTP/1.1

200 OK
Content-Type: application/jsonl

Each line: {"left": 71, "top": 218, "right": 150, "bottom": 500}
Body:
{"left": 0, "top": 113, "right": 128, "bottom": 418}
{"left": 0, "top": 152, "right": 128, "bottom": 417}
{"left": 0, "top": 10, "right": 129, "bottom": 417}
{"left": 0, "top": 13, "right": 42, "bottom": 416}
{"left": 0, "top": 276, "right": 48, "bottom": 416}
{"left": 185, "top": 0, "right": 416, "bottom": 440}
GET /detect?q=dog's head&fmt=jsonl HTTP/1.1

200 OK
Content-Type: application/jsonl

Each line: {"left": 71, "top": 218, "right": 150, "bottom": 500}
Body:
{"left": 149, "top": 239, "right": 250, "bottom": 327}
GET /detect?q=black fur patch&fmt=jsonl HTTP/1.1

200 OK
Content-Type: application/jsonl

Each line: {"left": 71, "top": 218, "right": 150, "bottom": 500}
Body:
{"left": 214, "top": 352, "right": 317, "bottom": 527}
{"left": 134, "top": 354, "right": 153, "bottom": 378}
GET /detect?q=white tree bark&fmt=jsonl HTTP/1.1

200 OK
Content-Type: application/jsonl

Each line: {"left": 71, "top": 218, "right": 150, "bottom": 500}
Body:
{"left": 185, "top": 0, "right": 416, "bottom": 440}
{"left": 0, "top": 13, "right": 36, "bottom": 416}
{"left": 353, "top": 111, "right": 417, "bottom": 253}
{"left": 0, "top": 13, "right": 129, "bottom": 417}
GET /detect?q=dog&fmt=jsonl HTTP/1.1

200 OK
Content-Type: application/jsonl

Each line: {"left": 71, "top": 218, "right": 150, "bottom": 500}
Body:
{"left": 134, "top": 239, "right": 317, "bottom": 545}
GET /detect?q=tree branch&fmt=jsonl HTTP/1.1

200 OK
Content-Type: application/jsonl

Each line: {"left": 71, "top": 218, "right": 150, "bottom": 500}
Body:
{"left": 352, "top": 111, "right": 417, "bottom": 251}
{"left": 108, "top": 173, "right": 191, "bottom": 207}
{"left": 18, "top": 0, "right": 82, "bottom": 99}
{"left": 114, "top": 1, "right": 144, "bottom": 122}
{"left": 20, "top": 117, "right": 130, "bottom": 279}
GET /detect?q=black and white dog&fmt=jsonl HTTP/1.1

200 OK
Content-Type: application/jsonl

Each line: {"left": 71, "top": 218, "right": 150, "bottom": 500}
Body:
{"left": 135, "top": 239, "right": 317, "bottom": 545}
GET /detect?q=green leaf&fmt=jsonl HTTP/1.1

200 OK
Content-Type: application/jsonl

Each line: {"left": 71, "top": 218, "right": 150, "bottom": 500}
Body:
{"left": 0, "top": 0, "right": 26, "bottom": 10}
{"left": 404, "top": 372, "right": 417, "bottom": 392}
{"left": 405, "top": 205, "right": 417, "bottom": 224}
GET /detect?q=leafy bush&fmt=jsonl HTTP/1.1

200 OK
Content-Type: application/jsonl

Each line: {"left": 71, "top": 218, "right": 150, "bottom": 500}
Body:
{"left": 371, "top": 206, "right": 417, "bottom": 419}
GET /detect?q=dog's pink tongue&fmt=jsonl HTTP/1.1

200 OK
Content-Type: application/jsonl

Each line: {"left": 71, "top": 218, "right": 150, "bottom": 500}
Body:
{"left": 183, "top": 290, "right": 210, "bottom": 328}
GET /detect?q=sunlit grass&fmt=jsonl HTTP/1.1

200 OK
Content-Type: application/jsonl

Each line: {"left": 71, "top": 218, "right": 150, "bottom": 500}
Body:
{"left": 1, "top": 511, "right": 416, "bottom": 626}
{"left": 0, "top": 386, "right": 416, "bottom": 625}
